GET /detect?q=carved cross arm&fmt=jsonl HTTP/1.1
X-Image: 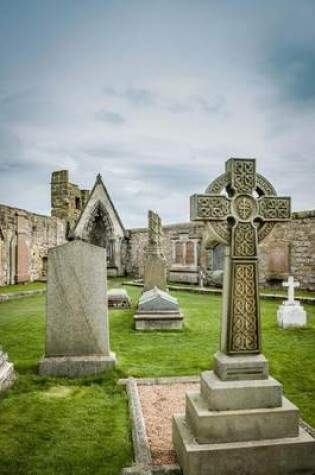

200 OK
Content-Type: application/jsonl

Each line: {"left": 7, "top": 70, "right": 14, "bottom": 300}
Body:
{"left": 190, "top": 194, "right": 231, "bottom": 221}
{"left": 258, "top": 197, "right": 291, "bottom": 222}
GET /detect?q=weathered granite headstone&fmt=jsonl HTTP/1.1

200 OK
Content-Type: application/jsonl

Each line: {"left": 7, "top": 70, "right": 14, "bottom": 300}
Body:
{"left": 134, "top": 211, "right": 183, "bottom": 330}
{"left": 39, "top": 240, "right": 116, "bottom": 376}
{"left": 0, "top": 346, "right": 16, "bottom": 392}
{"left": 143, "top": 210, "right": 167, "bottom": 292}
{"left": 107, "top": 288, "right": 131, "bottom": 308}
{"left": 277, "top": 276, "right": 307, "bottom": 328}
{"left": 173, "top": 158, "right": 315, "bottom": 474}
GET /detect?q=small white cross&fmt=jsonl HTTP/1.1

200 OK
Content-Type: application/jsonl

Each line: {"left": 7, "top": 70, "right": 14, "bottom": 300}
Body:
{"left": 282, "top": 276, "right": 300, "bottom": 305}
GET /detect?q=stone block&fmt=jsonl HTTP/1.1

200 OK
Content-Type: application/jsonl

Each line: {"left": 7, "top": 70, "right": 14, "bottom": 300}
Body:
{"left": 134, "top": 311, "right": 183, "bottom": 330}
{"left": 277, "top": 303, "right": 307, "bottom": 328}
{"left": 186, "top": 391, "right": 299, "bottom": 444}
{"left": 173, "top": 414, "right": 315, "bottom": 475}
{"left": 214, "top": 351, "right": 269, "bottom": 381}
{"left": 200, "top": 371, "right": 282, "bottom": 411}
{"left": 38, "top": 354, "right": 116, "bottom": 377}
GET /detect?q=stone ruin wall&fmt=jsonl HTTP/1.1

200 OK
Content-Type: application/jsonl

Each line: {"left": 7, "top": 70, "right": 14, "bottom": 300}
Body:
{"left": 127, "top": 222, "right": 203, "bottom": 277}
{"left": 51, "top": 170, "right": 89, "bottom": 234}
{"left": 0, "top": 165, "right": 314, "bottom": 291}
{"left": 0, "top": 205, "right": 65, "bottom": 286}
{"left": 128, "top": 211, "right": 315, "bottom": 290}
{"left": 258, "top": 210, "right": 315, "bottom": 291}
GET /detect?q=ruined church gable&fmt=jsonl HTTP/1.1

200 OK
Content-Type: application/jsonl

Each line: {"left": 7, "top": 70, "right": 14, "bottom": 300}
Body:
{"left": 70, "top": 174, "right": 125, "bottom": 242}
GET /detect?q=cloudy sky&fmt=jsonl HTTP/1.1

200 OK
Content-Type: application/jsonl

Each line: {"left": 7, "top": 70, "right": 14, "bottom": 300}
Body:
{"left": 0, "top": 1, "right": 314, "bottom": 228}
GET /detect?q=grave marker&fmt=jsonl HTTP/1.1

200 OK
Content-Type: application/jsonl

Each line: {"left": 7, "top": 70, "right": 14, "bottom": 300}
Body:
{"left": 39, "top": 240, "right": 116, "bottom": 376}
{"left": 282, "top": 275, "right": 299, "bottom": 304}
{"left": 173, "top": 158, "right": 315, "bottom": 475}
{"left": 277, "top": 275, "right": 307, "bottom": 328}
{"left": 143, "top": 210, "right": 167, "bottom": 292}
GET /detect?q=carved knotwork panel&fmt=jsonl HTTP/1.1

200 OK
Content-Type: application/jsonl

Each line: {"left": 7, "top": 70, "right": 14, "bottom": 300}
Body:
{"left": 191, "top": 195, "right": 230, "bottom": 220}
{"left": 228, "top": 261, "right": 260, "bottom": 354}
{"left": 232, "top": 223, "right": 257, "bottom": 258}
{"left": 229, "top": 159, "right": 255, "bottom": 194}
{"left": 259, "top": 197, "right": 291, "bottom": 221}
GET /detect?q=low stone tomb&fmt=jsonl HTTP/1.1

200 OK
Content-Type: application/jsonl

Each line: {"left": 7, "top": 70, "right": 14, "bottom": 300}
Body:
{"left": 0, "top": 347, "right": 15, "bottom": 392}
{"left": 134, "top": 287, "right": 183, "bottom": 330}
{"left": 107, "top": 288, "right": 131, "bottom": 308}
{"left": 39, "top": 240, "right": 116, "bottom": 377}
{"left": 277, "top": 276, "right": 307, "bottom": 328}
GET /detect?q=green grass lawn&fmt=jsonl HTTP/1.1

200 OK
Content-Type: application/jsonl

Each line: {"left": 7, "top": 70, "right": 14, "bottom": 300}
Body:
{"left": 0, "top": 281, "right": 47, "bottom": 294}
{"left": 0, "top": 280, "right": 314, "bottom": 474}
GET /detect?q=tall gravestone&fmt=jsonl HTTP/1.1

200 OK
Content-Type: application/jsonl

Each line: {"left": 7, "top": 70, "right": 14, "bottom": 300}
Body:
{"left": 134, "top": 211, "right": 183, "bottom": 330}
{"left": 143, "top": 210, "right": 167, "bottom": 292}
{"left": 39, "top": 240, "right": 116, "bottom": 376}
{"left": 173, "top": 158, "right": 315, "bottom": 474}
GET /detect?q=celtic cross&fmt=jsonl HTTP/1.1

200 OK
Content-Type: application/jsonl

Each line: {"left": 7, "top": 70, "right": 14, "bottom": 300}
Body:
{"left": 191, "top": 158, "right": 291, "bottom": 355}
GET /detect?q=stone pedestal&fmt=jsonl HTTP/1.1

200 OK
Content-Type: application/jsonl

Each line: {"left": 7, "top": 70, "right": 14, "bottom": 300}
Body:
{"left": 277, "top": 302, "right": 307, "bottom": 328}
{"left": 39, "top": 240, "right": 116, "bottom": 376}
{"left": 134, "top": 287, "right": 183, "bottom": 330}
{"left": 0, "top": 348, "right": 16, "bottom": 391}
{"left": 173, "top": 353, "right": 315, "bottom": 475}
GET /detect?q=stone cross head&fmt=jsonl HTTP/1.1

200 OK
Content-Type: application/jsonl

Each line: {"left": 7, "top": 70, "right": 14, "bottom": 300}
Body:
{"left": 190, "top": 158, "right": 291, "bottom": 355}
{"left": 282, "top": 275, "right": 300, "bottom": 305}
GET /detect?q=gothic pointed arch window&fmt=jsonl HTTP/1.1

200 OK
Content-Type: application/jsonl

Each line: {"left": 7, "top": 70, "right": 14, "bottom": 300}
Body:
{"left": 83, "top": 201, "right": 115, "bottom": 266}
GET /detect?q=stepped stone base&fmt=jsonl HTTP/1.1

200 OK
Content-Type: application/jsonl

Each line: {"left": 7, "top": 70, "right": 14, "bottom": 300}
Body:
{"left": 0, "top": 350, "right": 16, "bottom": 391}
{"left": 38, "top": 353, "right": 116, "bottom": 377}
{"left": 173, "top": 356, "right": 315, "bottom": 475}
{"left": 173, "top": 415, "right": 315, "bottom": 475}
{"left": 186, "top": 392, "right": 299, "bottom": 444}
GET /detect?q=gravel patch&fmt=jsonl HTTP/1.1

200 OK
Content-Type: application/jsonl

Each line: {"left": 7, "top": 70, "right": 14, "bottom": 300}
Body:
{"left": 138, "top": 382, "right": 199, "bottom": 465}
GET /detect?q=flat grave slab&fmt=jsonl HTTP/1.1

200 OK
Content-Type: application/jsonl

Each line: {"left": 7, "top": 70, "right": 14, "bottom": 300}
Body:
{"left": 108, "top": 288, "right": 131, "bottom": 308}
